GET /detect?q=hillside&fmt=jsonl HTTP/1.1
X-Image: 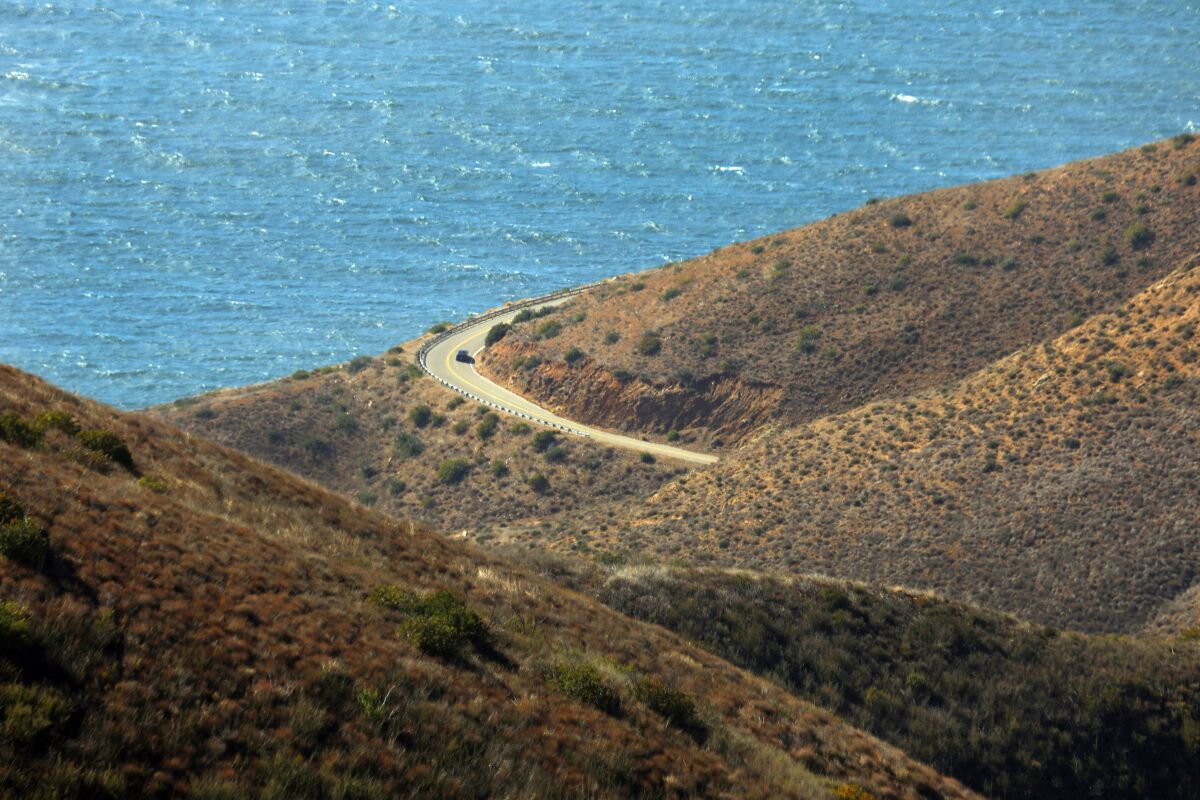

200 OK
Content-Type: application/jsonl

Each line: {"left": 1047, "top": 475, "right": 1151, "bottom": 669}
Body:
{"left": 480, "top": 135, "right": 1200, "bottom": 444}
{"left": 505, "top": 257, "right": 1200, "bottom": 633}
{"left": 0, "top": 365, "right": 972, "bottom": 799}
{"left": 153, "top": 346, "right": 684, "bottom": 538}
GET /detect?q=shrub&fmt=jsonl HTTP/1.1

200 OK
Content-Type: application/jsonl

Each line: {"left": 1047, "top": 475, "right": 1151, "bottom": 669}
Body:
{"left": 1174, "top": 132, "right": 1196, "bottom": 149}
{"left": 356, "top": 491, "right": 377, "bottom": 507}
{"left": 1101, "top": 244, "right": 1120, "bottom": 266}
{"left": 392, "top": 431, "right": 424, "bottom": 459}
{"left": 889, "top": 212, "right": 912, "bottom": 228}
{"left": 797, "top": 325, "right": 822, "bottom": 354}
{"left": 696, "top": 333, "right": 718, "bottom": 358}
{"left": 302, "top": 437, "right": 333, "bottom": 459}
{"left": 485, "top": 322, "right": 510, "bottom": 346}
{"left": 490, "top": 460, "right": 509, "bottom": 478}
{"left": 0, "top": 682, "right": 71, "bottom": 746}
{"left": 1101, "top": 190, "right": 1120, "bottom": 203}
{"left": 1090, "top": 207, "right": 1107, "bottom": 222}
{"left": 531, "top": 430, "right": 557, "bottom": 453}
{"left": 476, "top": 412, "right": 499, "bottom": 440}
{"left": 526, "top": 472, "right": 550, "bottom": 493}
{"left": 347, "top": 355, "right": 373, "bottom": 374}
{"left": 397, "top": 590, "right": 490, "bottom": 659}
{"left": 636, "top": 333, "right": 662, "bottom": 356}
{"left": 0, "top": 518, "right": 48, "bottom": 568}
{"left": 137, "top": 475, "right": 168, "bottom": 493}
{"left": 833, "top": 785, "right": 874, "bottom": 800}
{"left": 564, "top": 347, "right": 584, "bottom": 365}
{"left": 1004, "top": 200, "right": 1028, "bottom": 220}
{"left": 510, "top": 422, "right": 532, "bottom": 436}
{"left": 537, "top": 320, "right": 563, "bottom": 339}
{"left": 0, "top": 600, "right": 31, "bottom": 651}
{"left": 640, "top": 452, "right": 655, "bottom": 464}
{"left": 408, "top": 404, "right": 432, "bottom": 428}
{"left": 660, "top": 287, "right": 681, "bottom": 302}
{"left": 0, "top": 413, "right": 41, "bottom": 448}
{"left": 436, "top": 458, "right": 470, "bottom": 485}
{"left": 0, "top": 492, "right": 23, "bottom": 524}
{"left": 954, "top": 252, "right": 979, "bottom": 267}
{"left": 545, "top": 661, "right": 621, "bottom": 714}
{"left": 35, "top": 410, "right": 79, "bottom": 435}
{"left": 291, "top": 369, "right": 311, "bottom": 380}
{"left": 635, "top": 678, "right": 704, "bottom": 737}
{"left": 604, "top": 331, "right": 620, "bottom": 345}
{"left": 1124, "top": 223, "right": 1155, "bottom": 250}
{"left": 385, "top": 477, "right": 406, "bottom": 496}
{"left": 999, "top": 256, "right": 1019, "bottom": 272}
{"left": 427, "top": 322, "right": 450, "bottom": 334}
{"left": 451, "top": 420, "right": 469, "bottom": 435}
{"left": 666, "top": 429, "right": 681, "bottom": 442}
{"left": 76, "top": 429, "right": 133, "bottom": 471}
{"left": 543, "top": 445, "right": 567, "bottom": 464}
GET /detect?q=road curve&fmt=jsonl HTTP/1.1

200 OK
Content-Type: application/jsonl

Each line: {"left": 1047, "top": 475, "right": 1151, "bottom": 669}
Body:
{"left": 422, "top": 298, "right": 718, "bottom": 465}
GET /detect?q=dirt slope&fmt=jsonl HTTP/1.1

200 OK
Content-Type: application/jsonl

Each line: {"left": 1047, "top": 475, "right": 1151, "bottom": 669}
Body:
{"left": 0, "top": 365, "right": 971, "bottom": 799}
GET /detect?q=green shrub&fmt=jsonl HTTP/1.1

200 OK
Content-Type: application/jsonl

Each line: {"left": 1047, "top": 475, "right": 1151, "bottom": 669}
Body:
{"left": 0, "top": 413, "right": 42, "bottom": 448}
{"left": 356, "top": 491, "right": 377, "bottom": 507}
{"left": 666, "top": 429, "right": 681, "bottom": 442}
{"left": 640, "top": 452, "right": 655, "bottom": 464}
{"left": 451, "top": 420, "right": 469, "bottom": 435}
{"left": 485, "top": 322, "right": 510, "bottom": 346}
{"left": 526, "top": 472, "right": 550, "bottom": 493}
{"left": 564, "top": 347, "right": 584, "bottom": 365}
{"left": 392, "top": 431, "right": 424, "bottom": 459}
{"left": 0, "top": 682, "right": 71, "bottom": 746}
{"left": 301, "top": 437, "right": 332, "bottom": 459}
{"left": 0, "top": 519, "right": 48, "bottom": 568}
{"left": 447, "top": 396, "right": 465, "bottom": 410}
{"left": 1124, "top": 223, "right": 1155, "bottom": 250}
{"left": 1101, "top": 190, "right": 1120, "bottom": 203}
{"left": 427, "top": 322, "right": 450, "bottom": 334}
{"left": 137, "top": 475, "right": 168, "bottom": 494}
{"left": 347, "top": 355, "right": 373, "bottom": 374}
{"left": 531, "top": 430, "right": 557, "bottom": 453}
{"left": 397, "top": 590, "right": 490, "bottom": 659}
{"left": 1174, "top": 132, "right": 1196, "bottom": 149}
{"left": 1090, "top": 207, "right": 1107, "bottom": 222}
{"left": 537, "top": 320, "right": 563, "bottom": 340}
{"left": 385, "top": 477, "right": 406, "bottom": 496}
{"left": 604, "top": 331, "right": 620, "bottom": 345}
{"left": 76, "top": 429, "right": 134, "bottom": 471}
{"left": 0, "top": 600, "right": 31, "bottom": 651}
{"left": 1101, "top": 243, "right": 1120, "bottom": 266}
{"left": 510, "top": 422, "right": 532, "bottom": 436}
{"left": 35, "top": 410, "right": 79, "bottom": 436}
{"left": 0, "top": 492, "right": 23, "bottom": 524}
{"left": 636, "top": 333, "right": 662, "bottom": 356}
{"left": 543, "top": 445, "right": 567, "bottom": 464}
{"left": 1003, "top": 200, "right": 1028, "bottom": 220}
{"left": 797, "top": 325, "right": 822, "bottom": 354}
{"left": 476, "top": 412, "right": 499, "bottom": 440}
{"left": 408, "top": 404, "right": 432, "bottom": 428}
{"left": 546, "top": 661, "right": 621, "bottom": 714}
{"left": 999, "top": 256, "right": 1019, "bottom": 272}
{"left": 291, "top": 369, "right": 311, "bottom": 380}
{"left": 367, "top": 584, "right": 417, "bottom": 611}
{"left": 954, "top": 252, "right": 979, "bottom": 267}
{"left": 661, "top": 287, "right": 681, "bottom": 302}
{"left": 490, "top": 460, "right": 509, "bottom": 478}
{"left": 635, "top": 678, "right": 705, "bottom": 737}
{"left": 436, "top": 458, "right": 470, "bottom": 485}
{"left": 889, "top": 212, "right": 912, "bottom": 228}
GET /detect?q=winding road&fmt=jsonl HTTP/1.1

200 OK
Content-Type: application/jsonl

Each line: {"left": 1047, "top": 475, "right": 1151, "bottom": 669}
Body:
{"left": 421, "top": 297, "right": 718, "bottom": 465}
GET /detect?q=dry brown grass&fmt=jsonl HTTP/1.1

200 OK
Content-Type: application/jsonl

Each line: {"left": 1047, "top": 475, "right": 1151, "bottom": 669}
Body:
{"left": 0, "top": 364, "right": 973, "bottom": 799}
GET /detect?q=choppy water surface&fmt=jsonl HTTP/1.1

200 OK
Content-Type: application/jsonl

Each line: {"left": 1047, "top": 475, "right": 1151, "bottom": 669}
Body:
{"left": 1, "top": 1, "right": 1197, "bottom": 407}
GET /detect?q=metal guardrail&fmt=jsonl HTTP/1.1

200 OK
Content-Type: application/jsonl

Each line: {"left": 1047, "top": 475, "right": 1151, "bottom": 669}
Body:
{"left": 414, "top": 282, "right": 605, "bottom": 436}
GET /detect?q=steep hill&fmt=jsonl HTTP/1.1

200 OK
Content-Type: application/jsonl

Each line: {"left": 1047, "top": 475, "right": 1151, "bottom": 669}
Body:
{"left": 481, "top": 135, "right": 1200, "bottom": 444}
{"left": 153, "top": 346, "right": 684, "bottom": 538}
{"left": 0, "top": 365, "right": 971, "bottom": 799}
{"left": 513, "top": 258, "right": 1200, "bottom": 633}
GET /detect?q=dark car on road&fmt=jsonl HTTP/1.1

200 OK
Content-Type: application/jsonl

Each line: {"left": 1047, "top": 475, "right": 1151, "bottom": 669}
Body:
{"left": 455, "top": 349, "right": 474, "bottom": 364}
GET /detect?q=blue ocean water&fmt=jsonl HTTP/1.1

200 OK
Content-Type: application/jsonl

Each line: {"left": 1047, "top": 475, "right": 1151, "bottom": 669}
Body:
{"left": 1, "top": 1, "right": 1197, "bottom": 408}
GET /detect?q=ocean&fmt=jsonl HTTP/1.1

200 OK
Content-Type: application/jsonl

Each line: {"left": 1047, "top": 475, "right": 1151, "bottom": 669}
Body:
{"left": 1, "top": 0, "right": 1197, "bottom": 408}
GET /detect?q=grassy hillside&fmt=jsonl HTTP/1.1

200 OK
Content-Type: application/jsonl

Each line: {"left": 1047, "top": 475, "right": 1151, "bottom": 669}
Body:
{"left": 587, "top": 565, "right": 1200, "bottom": 800}
{"left": 481, "top": 135, "right": 1200, "bottom": 444}
{"left": 153, "top": 344, "right": 683, "bottom": 537}
{"left": 0, "top": 365, "right": 971, "bottom": 799}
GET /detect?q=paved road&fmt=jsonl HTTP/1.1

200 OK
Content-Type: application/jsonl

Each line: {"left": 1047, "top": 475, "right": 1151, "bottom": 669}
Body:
{"left": 423, "top": 299, "right": 718, "bottom": 465}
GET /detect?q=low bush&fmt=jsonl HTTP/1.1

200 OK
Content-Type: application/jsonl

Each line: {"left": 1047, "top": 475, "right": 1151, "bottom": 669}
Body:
{"left": 889, "top": 213, "right": 912, "bottom": 228}
{"left": 546, "top": 661, "right": 621, "bottom": 715}
{"left": 1101, "top": 244, "right": 1120, "bottom": 266}
{"left": 544, "top": 445, "right": 567, "bottom": 464}
{"left": 797, "top": 325, "right": 822, "bottom": 354}
{"left": 35, "top": 411, "right": 79, "bottom": 436}
{"left": 427, "top": 322, "right": 450, "bottom": 335}
{"left": 510, "top": 422, "right": 532, "bottom": 436}
{"left": 0, "top": 413, "right": 42, "bottom": 448}
{"left": 564, "top": 347, "right": 584, "bottom": 365}
{"left": 640, "top": 452, "right": 655, "bottom": 464}
{"left": 302, "top": 437, "right": 332, "bottom": 459}
{"left": 385, "top": 477, "right": 406, "bottom": 496}
{"left": 1124, "top": 223, "right": 1155, "bottom": 250}
{"left": 604, "top": 331, "right": 620, "bottom": 345}
{"left": 436, "top": 458, "right": 470, "bottom": 485}
{"left": 660, "top": 287, "right": 681, "bottom": 302}
{"left": 634, "top": 678, "right": 705, "bottom": 738}
{"left": 347, "top": 356, "right": 373, "bottom": 374}
{"left": 0, "top": 491, "right": 23, "bottom": 524}
{"left": 485, "top": 322, "right": 510, "bottom": 346}
{"left": 531, "top": 430, "right": 557, "bottom": 453}
{"left": 137, "top": 476, "right": 168, "bottom": 494}
{"left": 408, "top": 405, "right": 432, "bottom": 428}
{"left": 0, "top": 682, "right": 71, "bottom": 747}
{"left": 636, "top": 333, "right": 662, "bottom": 357}
{"left": 490, "top": 460, "right": 509, "bottom": 478}
{"left": 537, "top": 320, "right": 563, "bottom": 340}
{"left": 0, "top": 518, "right": 48, "bottom": 568}
{"left": 0, "top": 600, "right": 31, "bottom": 651}
{"left": 476, "top": 413, "right": 499, "bottom": 440}
{"left": 1004, "top": 200, "right": 1028, "bottom": 220}
{"left": 526, "top": 472, "right": 550, "bottom": 493}
{"left": 76, "top": 429, "right": 134, "bottom": 471}
{"left": 395, "top": 590, "right": 490, "bottom": 659}
{"left": 393, "top": 431, "right": 424, "bottom": 459}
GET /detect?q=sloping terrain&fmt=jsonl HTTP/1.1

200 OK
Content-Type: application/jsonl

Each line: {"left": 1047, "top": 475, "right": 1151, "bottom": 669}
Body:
{"left": 0, "top": 365, "right": 971, "bottom": 799}
{"left": 515, "top": 258, "right": 1200, "bottom": 633}
{"left": 153, "top": 346, "right": 684, "bottom": 537}
{"left": 481, "top": 135, "right": 1200, "bottom": 444}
